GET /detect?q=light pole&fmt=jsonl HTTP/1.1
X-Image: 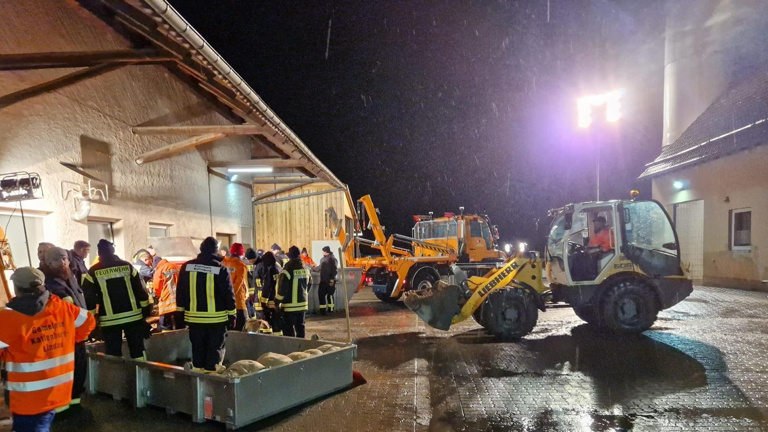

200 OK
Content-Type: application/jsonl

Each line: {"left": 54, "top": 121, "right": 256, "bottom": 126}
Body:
{"left": 577, "top": 89, "right": 624, "bottom": 201}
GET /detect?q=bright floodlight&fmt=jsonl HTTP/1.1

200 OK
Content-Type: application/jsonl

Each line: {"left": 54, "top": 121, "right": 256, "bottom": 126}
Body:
{"left": 578, "top": 89, "right": 625, "bottom": 128}
{"left": 229, "top": 174, "right": 238, "bottom": 182}
{"left": 518, "top": 242, "right": 526, "bottom": 253}
{"left": 673, "top": 180, "right": 684, "bottom": 190}
{"left": 504, "top": 243, "right": 512, "bottom": 254}
{"left": 227, "top": 167, "right": 274, "bottom": 173}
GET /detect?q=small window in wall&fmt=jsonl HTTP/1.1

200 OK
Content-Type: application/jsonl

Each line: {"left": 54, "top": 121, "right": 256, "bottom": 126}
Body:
{"left": 730, "top": 209, "right": 751, "bottom": 252}
{"left": 150, "top": 224, "right": 170, "bottom": 238}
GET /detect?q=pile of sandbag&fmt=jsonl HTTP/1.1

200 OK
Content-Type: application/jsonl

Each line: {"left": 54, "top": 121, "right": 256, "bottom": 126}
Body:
{"left": 243, "top": 318, "right": 271, "bottom": 333}
{"left": 220, "top": 344, "right": 342, "bottom": 377}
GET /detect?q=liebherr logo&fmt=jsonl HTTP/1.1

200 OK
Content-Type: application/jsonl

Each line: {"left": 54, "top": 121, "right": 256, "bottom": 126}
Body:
{"left": 477, "top": 261, "right": 520, "bottom": 297}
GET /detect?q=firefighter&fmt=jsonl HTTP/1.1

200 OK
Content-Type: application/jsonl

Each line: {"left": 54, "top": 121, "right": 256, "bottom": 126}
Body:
{"left": 313, "top": 246, "right": 338, "bottom": 315}
{"left": 244, "top": 248, "right": 259, "bottom": 319}
{"left": 275, "top": 246, "right": 311, "bottom": 338}
{"left": 176, "top": 237, "right": 236, "bottom": 373}
{"left": 1, "top": 267, "right": 95, "bottom": 432}
{"left": 221, "top": 243, "right": 249, "bottom": 331}
{"left": 154, "top": 258, "right": 184, "bottom": 331}
{"left": 42, "top": 247, "right": 89, "bottom": 413}
{"left": 82, "top": 239, "right": 152, "bottom": 361}
{"left": 257, "top": 251, "right": 281, "bottom": 335}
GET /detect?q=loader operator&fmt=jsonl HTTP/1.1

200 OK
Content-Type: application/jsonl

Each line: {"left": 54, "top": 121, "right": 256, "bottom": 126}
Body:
{"left": 82, "top": 239, "right": 152, "bottom": 361}
{"left": 587, "top": 216, "right": 613, "bottom": 254}
{"left": 276, "top": 246, "right": 311, "bottom": 338}
{"left": 1, "top": 267, "right": 95, "bottom": 432}
{"left": 176, "top": 237, "right": 237, "bottom": 373}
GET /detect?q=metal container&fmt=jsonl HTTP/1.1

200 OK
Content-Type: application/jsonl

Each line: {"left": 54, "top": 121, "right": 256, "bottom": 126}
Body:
{"left": 308, "top": 267, "right": 363, "bottom": 313}
{"left": 87, "top": 330, "right": 356, "bottom": 429}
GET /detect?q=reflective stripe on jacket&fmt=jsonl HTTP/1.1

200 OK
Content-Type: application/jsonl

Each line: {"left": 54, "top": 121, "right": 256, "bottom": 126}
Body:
{"left": 275, "top": 259, "right": 311, "bottom": 312}
{"left": 82, "top": 258, "right": 150, "bottom": 327}
{"left": 176, "top": 254, "right": 236, "bottom": 324}
{"left": 0, "top": 295, "right": 96, "bottom": 415}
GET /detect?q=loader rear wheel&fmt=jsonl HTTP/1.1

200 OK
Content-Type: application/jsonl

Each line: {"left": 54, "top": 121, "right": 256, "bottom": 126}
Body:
{"left": 600, "top": 280, "right": 658, "bottom": 333}
{"left": 480, "top": 287, "right": 538, "bottom": 341}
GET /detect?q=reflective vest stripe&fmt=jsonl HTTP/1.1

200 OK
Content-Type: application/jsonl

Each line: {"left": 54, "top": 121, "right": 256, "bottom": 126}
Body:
{"left": 282, "top": 302, "right": 308, "bottom": 312}
{"left": 5, "top": 353, "right": 74, "bottom": 373}
{"left": 190, "top": 272, "right": 198, "bottom": 312}
{"left": 97, "top": 277, "right": 114, "bottom": 317}
{"left": 184, "top": 311, "right": 228, "bottom": 318}
{"left": 99, "top": 310, "right": 143, "bottom": 327}
{"left": 74, "top": 308, "right": 89, "bottom": 328}
{"left": 6, "top": 371, "right": 74, "bottom": 392}
{"left": 124, "top": 275, "right": 136, "bottom": 309}
{"left": 206, "top": 273, "right": 215, "bottom": 313}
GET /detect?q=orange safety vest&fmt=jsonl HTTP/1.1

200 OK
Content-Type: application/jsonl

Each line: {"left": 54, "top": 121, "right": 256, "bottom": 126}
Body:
{"left": 0, "top": 295, "right": 96, "bottom": 415}
{"left": 222, "top": 256, "right": 249, "bottom": 311}
{"left": 156, "top": 261, "right": 181, "bottom": 316}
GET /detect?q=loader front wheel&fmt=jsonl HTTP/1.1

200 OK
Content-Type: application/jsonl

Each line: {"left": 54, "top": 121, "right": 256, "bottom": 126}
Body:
{"left": 480, "top": 287, "right": 538, "bottom": 341}
{"left": 573, "top": 305, "right": 600, "bottom": 326}
{"left": 600, "top": 280, "right": 658, "bottom": 333}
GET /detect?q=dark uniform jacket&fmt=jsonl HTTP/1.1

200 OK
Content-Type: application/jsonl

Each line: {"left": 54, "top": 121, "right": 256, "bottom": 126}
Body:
{"left": 317, "top": 254, "right": 338, "bottom": 284}
{"left": 256, "top": 261, "right": 280, "bottom": 309}
{"left": 176, "top": 253, "right": 236, "bottom": 325}
{"left": 276, "top": 259, "right": 311, "bottom": 312}
{"left": 68, "top": 251, "right": 88, "bottom": 285}
{"left": 45, "top": 274, "right": 87, "bottom": 309}
{"left": 82, "top": 256, "right": 151, "bottom": 327}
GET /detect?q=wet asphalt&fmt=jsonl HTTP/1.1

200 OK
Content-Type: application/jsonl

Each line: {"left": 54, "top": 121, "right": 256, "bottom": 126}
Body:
{"left": 4, "top": 286, "right": 768, "bottom": 431}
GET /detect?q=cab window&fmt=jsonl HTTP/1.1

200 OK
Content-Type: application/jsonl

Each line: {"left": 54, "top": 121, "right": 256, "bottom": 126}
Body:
{"left": 622, "top": 201, "right": 681, "bottom": 276}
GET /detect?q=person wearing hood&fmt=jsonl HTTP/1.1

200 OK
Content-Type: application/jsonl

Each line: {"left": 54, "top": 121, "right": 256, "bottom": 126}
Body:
{"left": 133, "top": 249, "right": 155, "bottom": 285}
{"left": 313, "top": 246, "right": 339, "bottom": 315}
{"left": 1, "top": 267, "right": 95, "bottom": 432}
{"left": 221, "top": 243, "right": 249, "bottom": 332}
{"left": 300, "top": 247, "right": 316, "bottom": 266}
{"left": 82, "top": 240, "right": 152, "bottom": 361}
{"left": 43, "top": 247, "right": 89, "bottom": 412}
{"left": 275, "top": 246, "right": 311, "bottom": 338}
{"left": 176, "top": 237, "right": 236, "bottom": 373}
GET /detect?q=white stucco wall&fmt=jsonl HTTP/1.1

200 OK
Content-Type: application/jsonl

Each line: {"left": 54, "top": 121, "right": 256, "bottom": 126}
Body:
{"left": 652, "top": 145, "right": 768, "bottom": 289}
{"left": 0, "top": 1, "right": 253, "bottom": 262}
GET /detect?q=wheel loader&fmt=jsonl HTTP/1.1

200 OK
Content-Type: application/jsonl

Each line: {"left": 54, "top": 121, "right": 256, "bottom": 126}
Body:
{"left": 403, "top": 197, "right": 693, "bottom": 339}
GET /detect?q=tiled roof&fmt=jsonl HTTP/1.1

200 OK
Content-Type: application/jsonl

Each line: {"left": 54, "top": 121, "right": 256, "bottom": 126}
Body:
{"left": 640, "top": 71, "right": 768, "bottom": 178}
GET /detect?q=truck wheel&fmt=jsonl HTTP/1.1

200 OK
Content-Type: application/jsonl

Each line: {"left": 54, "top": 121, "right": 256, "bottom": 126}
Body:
{"left": 572, "top": 305, "right": 600, "bottom": 326}
{"left": 480, "top": 287, "right": 538, "bottom": 341}
{"left": 411, "top": 266, "right": 440, "bottom": 291}
{"left": 600, "top": 280, "right": 658, "bottom": 333}
{"left": 374, "top": 275, "right": 402, "bottom": 303}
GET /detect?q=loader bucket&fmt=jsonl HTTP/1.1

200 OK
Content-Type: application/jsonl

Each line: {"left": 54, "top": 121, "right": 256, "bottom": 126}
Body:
{"left": 403, "top": 281, "right": 463, "bottom": 330}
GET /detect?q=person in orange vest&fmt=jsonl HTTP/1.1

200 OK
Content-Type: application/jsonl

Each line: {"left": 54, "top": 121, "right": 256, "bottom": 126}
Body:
{"left": 154, "top": 258, "right": 184, "bottom": 331}
{"left": 221, "top": 243, "right": 249, "bottom": 332}
{"left": 300, "top": 248, "right": 316, "bottom": 266}
{"left": 1, "top": 267, "right": 96, "bottom": 432}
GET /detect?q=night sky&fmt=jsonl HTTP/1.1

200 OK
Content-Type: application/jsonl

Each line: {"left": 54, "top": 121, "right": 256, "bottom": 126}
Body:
{"left": 174, "top": 0, "right": 666, "bottom": 251}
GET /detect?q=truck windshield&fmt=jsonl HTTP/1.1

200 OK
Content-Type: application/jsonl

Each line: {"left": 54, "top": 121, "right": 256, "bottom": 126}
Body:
{"left": 414, "top": 220, "right": 458, "bottom": 239}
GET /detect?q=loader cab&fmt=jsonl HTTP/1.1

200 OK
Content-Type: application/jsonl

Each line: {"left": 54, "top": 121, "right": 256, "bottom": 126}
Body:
{"left": 546, "top": 200, "right": 682, "bottom": 285}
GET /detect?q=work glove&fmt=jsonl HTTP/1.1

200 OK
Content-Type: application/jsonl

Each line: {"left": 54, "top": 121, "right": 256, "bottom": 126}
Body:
{"left": 227, "top": 315, "right": 237, "bottom": 330}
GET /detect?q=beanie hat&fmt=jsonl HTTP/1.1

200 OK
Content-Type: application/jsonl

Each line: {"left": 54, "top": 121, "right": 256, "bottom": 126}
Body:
{"left": 230, "top": 243, "right": 245, "bottom": 257}
{"left": 44, "top": 247, "right": 69, "bottom": 265}
{"left": 301, "top": 247, "right": 308, "bottom": 255}
{"left": 10, "top": 267, "right": 45, "bottom": 294}
{"left": 287, "top": 246, "right": 300, "bottom": 259}
{"left": 256, "top": 249, "right": 264, "bottom": 258}
{"left": 270, "top": 243, "right": 281, "bottom": 251}
{"left": 322, "top": 246, "right": 331, "bottom": 254}
{"left": 244, "top": 248, "right": 257, "bottom": 260}
{"left": 200, "top": 237, "right": 219, "bottom": 254}
{"left": 97, "top": 239, "right": 115, "bottom": 256}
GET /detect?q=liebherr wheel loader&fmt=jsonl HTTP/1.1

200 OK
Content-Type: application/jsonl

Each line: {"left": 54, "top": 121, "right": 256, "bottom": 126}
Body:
{"left": 403, "top": 197, "right": 693, "bottom": 340}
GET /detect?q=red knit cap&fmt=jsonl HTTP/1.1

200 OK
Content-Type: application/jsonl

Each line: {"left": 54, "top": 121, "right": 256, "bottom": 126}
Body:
{"left": 230, "top": 243, "right": 245, "bottom": 257}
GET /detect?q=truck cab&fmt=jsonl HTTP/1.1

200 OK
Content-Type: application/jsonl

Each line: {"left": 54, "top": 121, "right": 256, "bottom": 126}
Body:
{"left": 412, "top": 214, "right": 505, "bottom": 263}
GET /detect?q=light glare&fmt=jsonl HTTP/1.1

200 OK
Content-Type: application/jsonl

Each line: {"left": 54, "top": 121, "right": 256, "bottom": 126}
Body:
{"left": 577, "top": 89, "right": 624, "bottom": 127}
{"left": 227, "top": 167, "right": 274, "bottom": 173}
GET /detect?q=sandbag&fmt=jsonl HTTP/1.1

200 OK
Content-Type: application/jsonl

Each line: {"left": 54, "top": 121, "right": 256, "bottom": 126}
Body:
{"left": 243, "top": 319, "right": 271, "bottom": 333}
{"left": 326, "top": 346, "right": 341, "bottom": 352}
{"left": 223, "top": 360, "right": 265, "bottom": 378}
{"left": 316, "top": 344, "right": 336, "bottom": 353}
{"left": 304, "top": 349, "right": 323, "bottom": 356}
{"left": 287, "top": 351, "right": 312, "bottom": 361}
{"left": 257, "top": 352, "right": 293, "bottom": 367}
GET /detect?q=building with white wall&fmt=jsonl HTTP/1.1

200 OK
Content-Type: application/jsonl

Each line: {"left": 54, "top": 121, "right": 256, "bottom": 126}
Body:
{"left": 1, "top": 0, "right": 353, "bottom": 302}
{"left": 640, "top": 0, "right": 768, "bottom": 290}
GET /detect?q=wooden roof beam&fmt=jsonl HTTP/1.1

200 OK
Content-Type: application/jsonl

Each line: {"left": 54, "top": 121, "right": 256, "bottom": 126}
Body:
{"left": 135, "top": 133, "right": 226, "bottom": 165}
{"left": 208, "top": 159, "right": 307, "bottom": 169}
{"left": 251, "top": 178, "right": 315, "bottom": 184}
{"left": 0, "top": 49, "right": 172, "bottom": 71}
{"left": 132, "top": 124, "right": 273, "bottom": 135}
{"left": 252, "top": 179, "right": 323, "bottom": 202}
